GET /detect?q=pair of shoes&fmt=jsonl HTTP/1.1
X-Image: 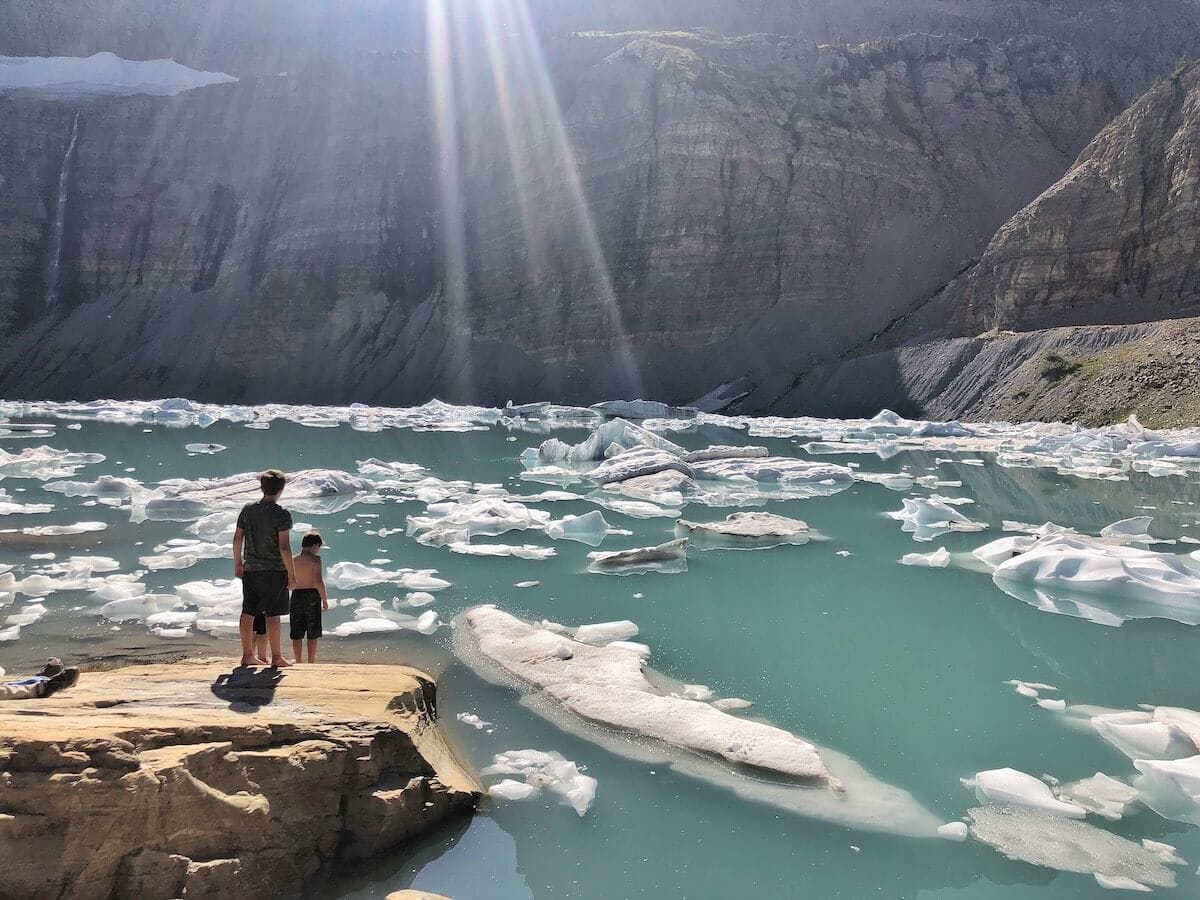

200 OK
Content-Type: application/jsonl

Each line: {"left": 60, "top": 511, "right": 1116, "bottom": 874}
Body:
{"left": 38, "top": 657, "right": 64, "bottom": 677}
{"left": 44, "top": 668, "right": 80, "bottom": 696}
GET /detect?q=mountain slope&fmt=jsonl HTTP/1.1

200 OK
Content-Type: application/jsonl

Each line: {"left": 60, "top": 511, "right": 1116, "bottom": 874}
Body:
{"left": 0, "top": 31, "right": 1118, "bottom": 407}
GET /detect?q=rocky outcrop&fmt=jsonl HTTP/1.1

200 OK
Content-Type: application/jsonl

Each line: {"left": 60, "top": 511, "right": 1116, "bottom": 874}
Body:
{"left": 0, "top": 30, "right": 1118, "bottom": 409}
{"left": 935, "top": 61, "right": 1200, "bottom": 338}
{"left": 0, "top": 660, "right": 479, "bottom": 900}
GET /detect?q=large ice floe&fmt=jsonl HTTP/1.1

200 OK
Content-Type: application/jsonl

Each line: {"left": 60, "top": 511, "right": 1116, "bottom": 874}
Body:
{"left": 455, "top": 606, "right": 940, "bottom": 836}
{"left": 976, "top": 528, "right": 1200, "bottom": 626}
{"left": 965, "top": 806, "right": 1176, "bottom": 891}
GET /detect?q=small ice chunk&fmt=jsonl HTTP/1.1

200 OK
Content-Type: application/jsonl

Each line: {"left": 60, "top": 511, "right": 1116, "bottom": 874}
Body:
{"left": 1094, "top": 874, "right": 1151, "bottom": 892}
{"left": 712, "top": 698, "right": 753, "bottom": 711}
{"left": 899, "top": 547, "right": 951, "bottom": 568}
{"left": 972, "top": 768, "right": 1086, "bottom": 817}
{"left": 481, "top": 748, "right": 598, "bottom": 816}
{"left": 1140, "top": 840, "right": 1186, "bottom": 867}
{"left": 1037, "top": 698, "right": 1067, "bottom": 712}
{"left": 489, "top": 779, "right": 537, "bottom": 801}
{"left": 515, "top": 581, "right": 540, "bottom": 589}
{"left": 587, "top": 539, "right": 688, "bottom": 575}
{"left": 937, "top": 822, "right": 969, "bottom": 841}
{"left": 457, "top": 712, "right": 495, "bottom": 731}
{"left": 888, "top": 498, "right": 985, "bottom": 542}
{"left": 682, "top": 684, "right": 714, "bottom": 702}
{"left": 546, "top": 511, "right": 612, "bottom": 546}
{"left": 402, "top": 592, "right": 436, "bottom": 608}
{"left": 1057, "top": 773, "right": 1140, "bottom": 821}
{"left": 574, "top": 620, "right": 639, "bottom": 645}
{"left": 1100, "top": 517, "right": 1156, "bottom": 545}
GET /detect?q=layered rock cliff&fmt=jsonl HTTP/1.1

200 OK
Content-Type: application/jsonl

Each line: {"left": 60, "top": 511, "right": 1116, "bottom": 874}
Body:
{"left": 938, "top": 61, "right": 1200, "bottom": 336}
{"left": 800, "top": 60, "right": 1200, "bottom": 424}
{"left": 0, "top": 29, "right": 1119, "bottom": 408}
{"left": 0, "top": 660, "right": 479, "bottom": 900}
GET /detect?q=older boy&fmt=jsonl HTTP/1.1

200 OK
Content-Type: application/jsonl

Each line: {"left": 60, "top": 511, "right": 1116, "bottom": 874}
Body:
{"left": 290, "top": 530, "right": 329, "bottom": 663}
{"left": 233, "top": 469, "right": 296, "bottom": 668}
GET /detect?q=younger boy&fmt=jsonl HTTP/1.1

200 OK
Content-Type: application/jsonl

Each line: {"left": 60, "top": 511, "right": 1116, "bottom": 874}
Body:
{"left": 233, "top": 469, "right": 296, "bottom": 668}
{"left": 290, "top": 530, "right": 329, "bottom": 664}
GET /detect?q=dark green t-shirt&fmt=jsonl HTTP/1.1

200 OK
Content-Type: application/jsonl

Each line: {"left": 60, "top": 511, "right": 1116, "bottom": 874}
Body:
{"left": 236, "top": 500, "right": 293, "bottom": 572}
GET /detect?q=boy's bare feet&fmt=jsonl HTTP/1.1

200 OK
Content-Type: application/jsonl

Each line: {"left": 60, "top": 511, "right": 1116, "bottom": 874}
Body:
{"left": 240, "top": 656, "right": 268, "bottom": 667}
{"left": 270, "top": 656, "right": 292, "bottom": 668}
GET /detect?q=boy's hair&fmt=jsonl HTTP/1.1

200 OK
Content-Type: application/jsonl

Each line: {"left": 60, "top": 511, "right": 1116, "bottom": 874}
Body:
{"left": 301, "top": 530, "right": 323, "bottom": 549}
{"left": 260, "top": 469, "right": 287, "bottom": 495}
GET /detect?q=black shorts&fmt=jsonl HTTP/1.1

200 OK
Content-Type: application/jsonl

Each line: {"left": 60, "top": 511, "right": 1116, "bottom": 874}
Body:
{"left": 289, "top": 589, "right": 323, "bottom": 641}
{"left": 242, "top": 570, "right": 289, "bottom": 624}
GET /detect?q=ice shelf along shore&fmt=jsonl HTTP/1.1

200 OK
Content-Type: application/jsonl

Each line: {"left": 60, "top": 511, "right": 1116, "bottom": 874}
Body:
{"left": 4, "top": 398, "right": 1200, "bottom": 898}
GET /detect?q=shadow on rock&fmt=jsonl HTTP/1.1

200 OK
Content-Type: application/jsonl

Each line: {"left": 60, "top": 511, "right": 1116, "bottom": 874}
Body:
{"left": 210, "top": 667, "right": 284, "bottom": 712}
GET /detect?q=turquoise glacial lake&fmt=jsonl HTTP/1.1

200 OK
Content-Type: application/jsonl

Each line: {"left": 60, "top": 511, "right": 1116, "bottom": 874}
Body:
{"left": 2, "top": 404, "right": 1199, "bottom": 899}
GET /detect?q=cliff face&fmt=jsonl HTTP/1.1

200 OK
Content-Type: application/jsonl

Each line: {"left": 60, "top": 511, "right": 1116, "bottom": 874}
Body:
{"left": 0, "top": 30, "right": 1119, "bottom": 407}
{"left": 932, "top": 61, "right": 1200, "bottom": 338}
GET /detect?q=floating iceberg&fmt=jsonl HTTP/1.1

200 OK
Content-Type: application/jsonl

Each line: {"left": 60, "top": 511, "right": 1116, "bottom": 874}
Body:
{"left": 407, "top": 497, "right": 551, "bottom": 546}
{"left": 966, "top": 806, "right": 1174, "bottom": 889}
{"left": 888, "top": 498, "right": 985, "bottom": 542}
{"left": 541, "top": 511, "right": 610, "bottom": 547}
{"left": 675, "top": 512, "right": 809, "bottom": 549}
{"left": 573, "top": 620, "right": 639, "bottom": 645}
{"left": 586, "top": 448, "right": 695, "bottom": 485}
{"left": 1057, "top": 774, "right": 1142, "bottom": 821}
{"left": 537, "top": 418, "right": 684, "bottom": 464}
{"left": 587, "top": 539, "right": 688, "bottom": 575}
{"left": 899, "top": 548, "right": 951, "bottom": 568}
{"left": 456, "top": 606, "right": 940, "bottom": 836}
{"left": 990, "top": 534, "right": 1200, "bottom": 626}
{"left": 969, "top": 768, "right": 1085, "bottom": 817}
{"left": 482, "top": 748, "right": 599, "bottom": 815}
{"left": 1133, "top": 756, "right": 1200, "bottom": 826}
{"left": 590, "top": 400, "right": 697, "bottom": 420}
{"left": 325, "top": 561, "right": 450, "bottom": 592}
{"left": 461, "top": 606, "right": 830, "bottom": 781}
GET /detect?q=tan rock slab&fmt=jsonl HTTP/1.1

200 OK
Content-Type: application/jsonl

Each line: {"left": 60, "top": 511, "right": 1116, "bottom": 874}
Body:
{"left": 0, "top": 660, "right": 480, "bottom": 900}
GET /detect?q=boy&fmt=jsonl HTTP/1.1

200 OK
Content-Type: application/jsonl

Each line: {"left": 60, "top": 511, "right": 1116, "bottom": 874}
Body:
{"left": 233, "top": 469, "right": 296, "bottom": 668}
{"left": 289, "top": 530, "right": 329, "bottom": 663}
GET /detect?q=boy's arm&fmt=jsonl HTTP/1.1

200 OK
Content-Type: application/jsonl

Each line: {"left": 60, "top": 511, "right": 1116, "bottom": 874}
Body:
{"left": 317, "top": 561, "right": 328, "bottom": 610}
{"left": 278, "top": 531, "right": 296, "bottom": 588}
{"left": 232, "top": 528, "right": 244, "bottom": 579}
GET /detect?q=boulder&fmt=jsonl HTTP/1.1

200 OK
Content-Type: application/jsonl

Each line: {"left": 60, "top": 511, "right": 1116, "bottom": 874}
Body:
{"left": 0, "top": 660, "right": 479, "bottom": 900}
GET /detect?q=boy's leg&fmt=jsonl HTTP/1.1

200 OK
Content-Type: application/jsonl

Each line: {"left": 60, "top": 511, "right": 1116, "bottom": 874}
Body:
{"left": 266, "top": 616, "right": 291, "bottom": 667}
{"left": 307, "top": 638, "right": 317, "bottom": 663}
{"left": 238, "top": 614, "right": 265, "bottom": 666}
{"left": 292, "top": 639, "right": 303, "bottom": 663}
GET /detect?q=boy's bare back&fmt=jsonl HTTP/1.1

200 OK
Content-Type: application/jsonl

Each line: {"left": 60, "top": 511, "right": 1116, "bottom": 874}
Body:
{"left": 291, "top": 551, "right": 323, "bottom": 590}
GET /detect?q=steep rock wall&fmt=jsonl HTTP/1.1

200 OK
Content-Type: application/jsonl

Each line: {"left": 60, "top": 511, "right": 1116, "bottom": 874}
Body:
{"left": 0, "top": 31, "right": 1119, "bottom": 407}
{"left": 932, "top": 61, "right": 1200, "bottom": 338}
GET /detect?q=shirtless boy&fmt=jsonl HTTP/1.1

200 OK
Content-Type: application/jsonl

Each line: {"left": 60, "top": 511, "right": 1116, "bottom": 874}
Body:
{"left": 233, "top": 469, "right": 296, "bottom": 668}
{"left": 290, "top": 531, "right": 329, "bottom": 663}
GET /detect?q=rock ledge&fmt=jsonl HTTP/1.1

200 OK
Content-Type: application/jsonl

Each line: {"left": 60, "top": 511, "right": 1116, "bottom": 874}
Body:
{"left": 0, "top": 660, "right": 479, "bottom": 900}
